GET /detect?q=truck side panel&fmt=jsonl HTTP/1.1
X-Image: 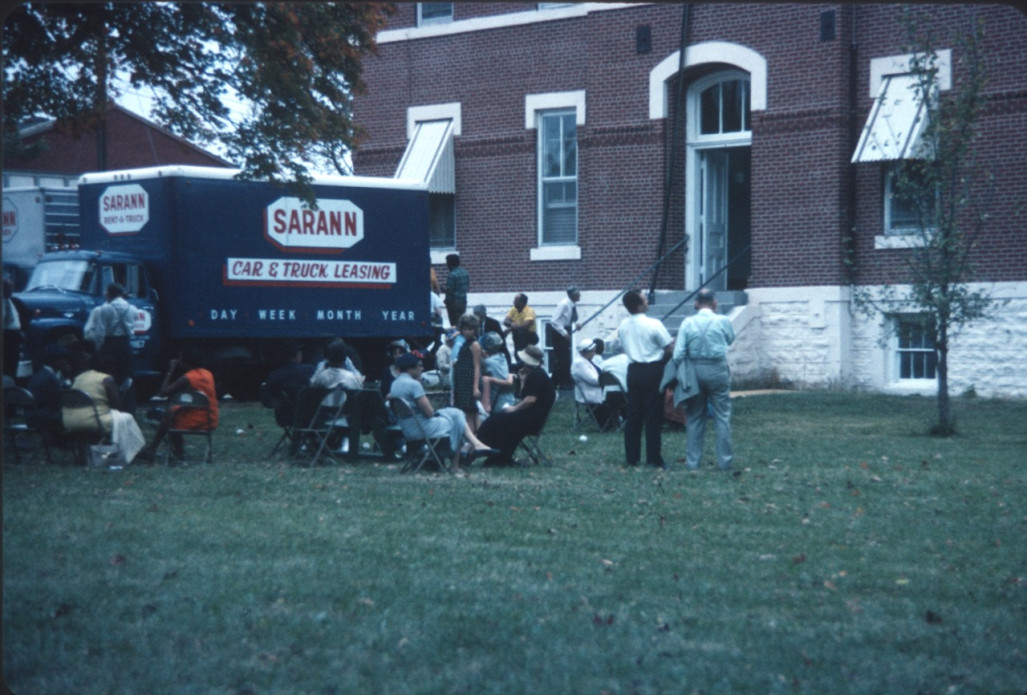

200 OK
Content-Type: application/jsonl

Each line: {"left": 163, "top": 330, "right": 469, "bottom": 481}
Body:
{"left": 76, "top": 174, "right": 432, "bottom": 342}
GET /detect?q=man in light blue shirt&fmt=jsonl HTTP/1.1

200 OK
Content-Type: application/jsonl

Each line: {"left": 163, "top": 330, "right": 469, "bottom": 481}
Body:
{"left": 673, "top": 289, "right": 735, "bottom": 471}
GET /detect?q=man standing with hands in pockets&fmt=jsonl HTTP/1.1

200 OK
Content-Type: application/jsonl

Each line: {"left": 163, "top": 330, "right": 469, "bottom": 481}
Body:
{"left": 674, "top": 288, "right": 735, "bottom": 471}
{"left": 617, "top": 288, "right": 673, "bottom": 469}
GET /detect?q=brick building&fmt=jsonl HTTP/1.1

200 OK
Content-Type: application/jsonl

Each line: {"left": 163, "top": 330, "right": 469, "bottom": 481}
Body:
{"left": 3, "top": 103, "right": 231, "bottom": 188}
{"left": 352, "top": 2, "right": 1026, "bottom": 397}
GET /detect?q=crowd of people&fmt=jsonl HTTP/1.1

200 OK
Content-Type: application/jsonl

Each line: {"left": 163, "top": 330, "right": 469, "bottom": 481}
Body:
{"left": 5, "top": 256, "right": 736, "bottom": 473}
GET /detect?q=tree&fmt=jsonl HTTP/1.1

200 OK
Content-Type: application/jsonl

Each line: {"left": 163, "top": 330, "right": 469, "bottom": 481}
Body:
{"left": 856, "top": 8, "right": 994, "bottom": 436}
{"left": 2, "top": 2, "right": 393, "bottom": 196}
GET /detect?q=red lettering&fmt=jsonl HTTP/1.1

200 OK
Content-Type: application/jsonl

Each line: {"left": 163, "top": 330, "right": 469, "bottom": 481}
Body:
{"left": 345, "top": 212, "right": 357, "bottom": 236}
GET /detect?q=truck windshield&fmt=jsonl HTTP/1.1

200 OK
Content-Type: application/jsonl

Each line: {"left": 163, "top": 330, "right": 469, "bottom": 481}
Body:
{"left": 24, "top": 260, "right": 97, "bottom": 293}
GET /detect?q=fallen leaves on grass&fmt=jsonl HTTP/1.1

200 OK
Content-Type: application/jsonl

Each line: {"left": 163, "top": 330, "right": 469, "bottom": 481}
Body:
{"left": 925, "top": 610, "right": 943, "bottom": 624}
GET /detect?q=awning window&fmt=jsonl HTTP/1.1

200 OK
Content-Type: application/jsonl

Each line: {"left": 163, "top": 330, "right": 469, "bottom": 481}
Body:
{"left": 395, "top": 119, "right": 455, "bottom": 193}
{"left": 851, "top": 74, "right": 931, "bottom": 163}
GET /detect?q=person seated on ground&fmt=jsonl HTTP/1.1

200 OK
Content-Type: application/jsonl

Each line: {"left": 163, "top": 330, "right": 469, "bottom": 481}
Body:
{"left": 139, "top": 345, "right": 218, "bottom": 461}
{"left": 26, "top": 343, "right": 72, "bottom": 432}
{"left": 379, "top": 338, "right": 409, "bottom": 398}
{"left": 476, "top": 345, "right": 556, "bottom": 466}
{"left": 388, "top": 352, "right": 498, "bottom": 474}
{"left": 261, "top": 340, "right": 315, "bottom": 427}
{"left": 63, "top": 351, "right": 146, "bottom": 463}
{"left": 311, "top": 338, "right": 399, "bottom": 461}
{"left": 572, "top": 337, "right": 619, "bottom": 430}
{"left": 480, "top": 331, "right": 515, "bottom": 415}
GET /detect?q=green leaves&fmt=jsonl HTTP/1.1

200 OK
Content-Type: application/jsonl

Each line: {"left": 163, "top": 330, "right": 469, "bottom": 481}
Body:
{"left": 3, "top": 2, "right": 394, "bottom": 195}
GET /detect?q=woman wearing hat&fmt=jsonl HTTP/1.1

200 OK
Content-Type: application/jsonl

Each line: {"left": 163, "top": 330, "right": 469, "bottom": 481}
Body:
{"left": 388, "top": 352, "right": 498, "bottom": 473}
{"left": 476, "top": 344, "right": 555, "bottom": 466}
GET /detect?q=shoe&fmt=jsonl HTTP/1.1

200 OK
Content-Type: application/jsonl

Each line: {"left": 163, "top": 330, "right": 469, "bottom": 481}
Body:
{"left": 471, "top": 447, "right": 501, "bottom": 460}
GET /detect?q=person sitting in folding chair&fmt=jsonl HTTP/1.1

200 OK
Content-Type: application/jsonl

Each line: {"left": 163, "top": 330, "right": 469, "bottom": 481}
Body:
{"left": 388, "top": 352, "right": 498, "bottom": 475}
{"left": 63, "top": 351, "right": 146, "bottom": 464}
{"left": 476, "top": 345, "right": 556, "bottom": 466}
{"left": 139, "top": 344, "right": 218, "bottom": 461}
{"left": 571, "top": 337, "right": 619, "bottom": 431}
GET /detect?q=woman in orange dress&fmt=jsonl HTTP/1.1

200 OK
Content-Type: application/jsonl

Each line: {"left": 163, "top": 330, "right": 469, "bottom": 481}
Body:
{"left": 139, "top": 344, "right": 218, "bottom": 460}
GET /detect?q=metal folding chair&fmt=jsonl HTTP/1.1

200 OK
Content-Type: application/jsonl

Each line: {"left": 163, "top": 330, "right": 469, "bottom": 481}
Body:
{"left": 387, "top": 397, "right": 451, "bottom": 474}
{"left": 517, "top": 400, "right": 555, "bottom": 467}
{"left": 59, "top": 388, "right": 111, "bottom": 465}
{"left": 4, "top": 386, "right": 52, "bottom": 464}
{"left": 573, "top": 382, "right": 603, "bottom": 432}
{"left": 263, "top": 382, "right": 302, "bottom": 456}
{"left": 289, "top": 386, "right": 347, "bottom": 466}
{"left": 162, "top": 389, "right": 215, "bottom": 465}
{"left": 599, "top": 370, "right": 627, "bottom": 431}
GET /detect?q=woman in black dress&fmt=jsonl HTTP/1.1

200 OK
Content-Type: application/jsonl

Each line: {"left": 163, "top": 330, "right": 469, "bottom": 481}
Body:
{"left": 451, "top": 313, "right": 483, "bottom": 432}
{"left": 477, "top": 345, "right": 556, "bottom": 465}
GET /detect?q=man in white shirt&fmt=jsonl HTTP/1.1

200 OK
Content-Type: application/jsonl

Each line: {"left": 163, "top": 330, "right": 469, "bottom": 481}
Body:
{"left": 547, "top": 285, "right": 581, "bottom": 389}
{"left": 616, "top": 289, "right": 673, "bottom": 469}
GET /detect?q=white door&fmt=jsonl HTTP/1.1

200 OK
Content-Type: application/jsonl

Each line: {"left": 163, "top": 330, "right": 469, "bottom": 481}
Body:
{"left": 699, "top": 150, "right": 729, "bottom": 291}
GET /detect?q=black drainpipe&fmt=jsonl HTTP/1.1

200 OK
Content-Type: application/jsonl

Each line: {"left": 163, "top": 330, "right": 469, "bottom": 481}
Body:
{"left": 648, "top": 3, "right": 691, "bottom": 302}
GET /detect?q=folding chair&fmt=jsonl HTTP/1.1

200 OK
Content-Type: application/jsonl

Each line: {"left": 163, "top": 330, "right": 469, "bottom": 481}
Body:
{"left": 517, "top": 401, "right": 554, "bottom": 467}
{"left": 3, "top": 386, "right": 52, "bottom": 464}
{"left": 387, "top": 397, "right": 451, "bottom": 474}
{"left": 573, "top": 382, "right": 603, "bottom": 432}
{"left": 263, "top": 382, "right": 302, "bottom": 456}
{"left": 289, "top": 386, "right": 347, "bottom": 466}
{"left": 599, "top": 370, "right": 627, "bottom": 431}
{"left": 162, "top": 389, "right": 215, "bottom": 465}
{"left": 59, "top": 388, "right": 111, "bottom": 466}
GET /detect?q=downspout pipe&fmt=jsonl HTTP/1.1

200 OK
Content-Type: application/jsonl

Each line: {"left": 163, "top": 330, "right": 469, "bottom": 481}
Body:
{"left": 648, "top": 3, "right": 691, "bottom": 302}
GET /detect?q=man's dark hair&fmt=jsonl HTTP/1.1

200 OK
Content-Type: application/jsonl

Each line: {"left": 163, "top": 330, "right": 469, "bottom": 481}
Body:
{"left": 695, "top": 289, "right": 716, "bottom": 308}
{"left": 324, "top": 338, "right": 348, "bottom": 366}
{"left": 180, "top": 344, "right": 205, "bottom": 370}
{"left": 445, "top": 254, "right": 460, "bottom": 269}
{"left": 622, "top": 289, "right": 645, "bottom": 313}
{"left": 105, "top": 282, "right": 126, "bottom": 299}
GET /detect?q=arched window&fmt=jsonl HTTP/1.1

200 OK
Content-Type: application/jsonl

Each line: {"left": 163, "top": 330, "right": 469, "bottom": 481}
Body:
{"left": 690, "top": 72, "right": 751, "bottom": 141}
{"left": 699, "top": 77, "right": 750, "bottom": 135}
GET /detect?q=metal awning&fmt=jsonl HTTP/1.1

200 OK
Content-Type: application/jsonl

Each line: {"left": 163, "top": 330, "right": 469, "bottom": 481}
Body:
{"left": 395, "top": 119, "right": 455, "bottom": 193}
{"left": 852, "top": 74, "right": 931, "bottom": 163}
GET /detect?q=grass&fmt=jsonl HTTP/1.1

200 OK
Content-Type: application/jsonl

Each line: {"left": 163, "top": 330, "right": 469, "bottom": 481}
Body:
{"left": 4, "top": 391, "right": 1027, "bottom": 694}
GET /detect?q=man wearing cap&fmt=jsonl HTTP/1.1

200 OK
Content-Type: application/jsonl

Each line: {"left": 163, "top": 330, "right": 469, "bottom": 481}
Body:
{"left": 673, "top": 288, "right": 735, "bottom": 471}
{"left": 571, "top": 337, "right": 617, "bottom": 430}
{"left": 547, "top": 286, "right": 581, "bottom": 390}
{"left": 617, "top": 288, "right": 673, "bottom": 469}
{"left": 476, "top": 345, "right": 555, "bottom": 466}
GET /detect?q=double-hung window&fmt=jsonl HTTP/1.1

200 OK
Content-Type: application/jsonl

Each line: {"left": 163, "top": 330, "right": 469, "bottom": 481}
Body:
{"left": 885, "top": 162, "right": 937, "bottom": 235}
{"left": 895, "top": 314, "right": 937, "bottom": 380}
{"left": 538, "top": 110, "right": 577, "bottom": 246}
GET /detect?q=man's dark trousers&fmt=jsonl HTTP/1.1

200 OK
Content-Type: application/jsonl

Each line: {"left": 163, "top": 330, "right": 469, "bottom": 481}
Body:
{"left": 624, "top": 360, "right": 665, "bottom": 466}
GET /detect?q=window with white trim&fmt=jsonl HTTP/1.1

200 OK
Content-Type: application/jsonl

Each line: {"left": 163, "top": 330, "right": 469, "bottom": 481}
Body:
{"left": 894, "top": 314, "right": 937, "bottom": 380}
{"left": 699, "top": 77, "right": 751, "bottom": 136}
{"left": 418, "top": 3, "right": 452, "bottom": 26}
{"left": 885, "top": 162, "right": 937, "bottom": 235}
{"left": 538, "top": 110, "right": 577, "bottom": 246}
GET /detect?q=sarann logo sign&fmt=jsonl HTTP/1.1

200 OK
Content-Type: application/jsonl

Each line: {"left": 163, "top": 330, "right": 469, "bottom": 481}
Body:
{"left": 99, "top": 184, "right": 149, "bottom": 234}
{"left": 2, "top": 198, "right": 17, "bottom": 242}
{"left": 265, "top": 197, "right": 363, "bottom": 252}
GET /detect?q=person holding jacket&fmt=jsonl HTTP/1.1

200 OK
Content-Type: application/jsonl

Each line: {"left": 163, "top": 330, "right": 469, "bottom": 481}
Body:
{"left": 673, "top": 289, "right": 735, "bottom": 471}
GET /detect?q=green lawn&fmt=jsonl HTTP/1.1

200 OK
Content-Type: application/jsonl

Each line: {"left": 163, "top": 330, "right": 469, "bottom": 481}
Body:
{"left": 4, "top": 391, "right": 1026, "bottom": 694}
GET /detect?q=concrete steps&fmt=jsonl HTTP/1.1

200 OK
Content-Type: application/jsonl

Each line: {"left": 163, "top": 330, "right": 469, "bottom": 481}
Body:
{"left": 650, "top": 290, "right": 748, "bottom": 333}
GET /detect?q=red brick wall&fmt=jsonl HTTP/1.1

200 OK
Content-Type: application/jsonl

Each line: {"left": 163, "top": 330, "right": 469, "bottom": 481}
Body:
{"left": 354, "top": 3, "right": 1027, "bottom": 291}
{"left": 6, "top": 106, "right": 230, "bottom": 175}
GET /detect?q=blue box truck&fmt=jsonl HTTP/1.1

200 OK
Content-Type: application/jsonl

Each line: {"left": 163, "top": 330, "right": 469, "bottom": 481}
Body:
{"left": 13, "top": 166, "right": 431, "bottom": 397}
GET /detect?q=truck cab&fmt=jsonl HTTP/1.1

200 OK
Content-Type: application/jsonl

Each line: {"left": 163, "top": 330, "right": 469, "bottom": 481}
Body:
{"left": 13, "top": 249, "right": 159, "bottom": 378}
